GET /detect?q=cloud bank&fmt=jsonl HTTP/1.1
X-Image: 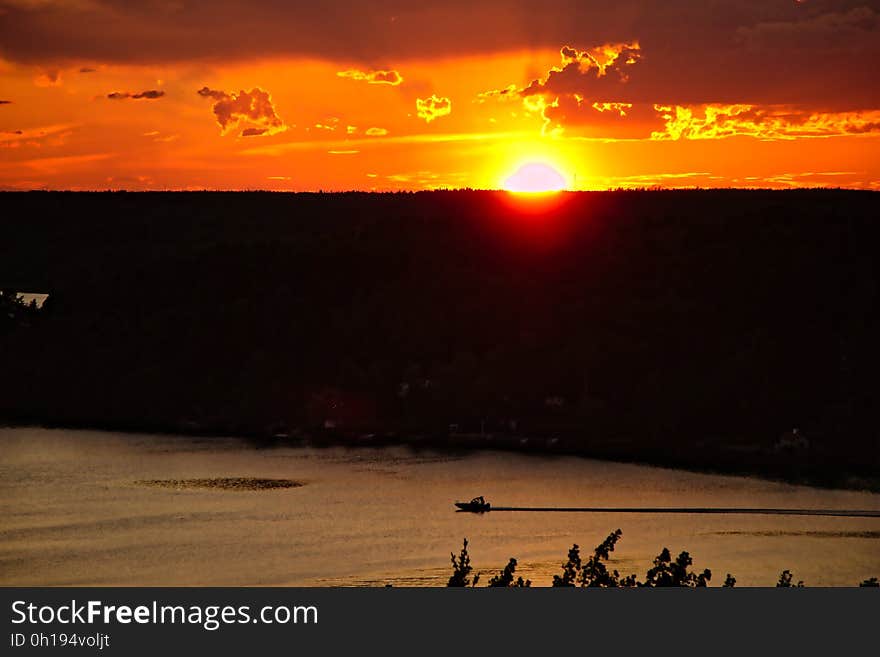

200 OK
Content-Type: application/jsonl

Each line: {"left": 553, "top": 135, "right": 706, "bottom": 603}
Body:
{"left": 2, "top": 2, "right": 879, "bottom": 108}
{"left": 652, "top": 105, "right": 880, "bottom": 140}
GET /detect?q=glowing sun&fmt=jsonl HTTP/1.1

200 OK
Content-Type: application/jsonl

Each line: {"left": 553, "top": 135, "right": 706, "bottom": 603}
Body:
{"left": 503, "top": 162, "right": 568, "bottom": 193}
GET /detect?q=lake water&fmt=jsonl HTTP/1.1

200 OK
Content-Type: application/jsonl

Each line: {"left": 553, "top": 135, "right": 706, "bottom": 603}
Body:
{"left": 1, "top": 427, "right": 878, "bottom": 586}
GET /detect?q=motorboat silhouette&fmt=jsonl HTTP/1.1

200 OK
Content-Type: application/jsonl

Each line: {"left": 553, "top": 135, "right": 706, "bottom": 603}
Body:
{"left": 455, "top": 496, "right": 491, "bottom": 513}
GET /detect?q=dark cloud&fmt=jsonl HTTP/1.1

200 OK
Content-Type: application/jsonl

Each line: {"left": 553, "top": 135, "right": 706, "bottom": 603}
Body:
{"left": 1, "top": 2, "right": 879, "bottom": 107}
{"left": 738, "top": 5, "right": 879, "bottom": 51}
{"left": 79, "top": 67, "right": 96, "bottom": 73}
{"left": 107, "top": 90, "right": 165, "bottom": 100}
{"left": 197, "top": 86, "right": 286, "bottom": 137}
{"left": 0, "top": 100, "right": 11, "bottom": 105}
{"left": 0, "top": 1, "right": 863, "bottom": 62}
{"left": 197, "top": 87, "right": 227, "bottom": 101}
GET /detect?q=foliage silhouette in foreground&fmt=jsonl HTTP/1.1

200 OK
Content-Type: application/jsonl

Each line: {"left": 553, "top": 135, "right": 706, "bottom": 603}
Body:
{"left": 776, "top": 570, "right": 805, "bottom": 588}
{"left": 487, "top": 558, "right": 531, "bottom": 588}
{"left": 551, "top": 529, "right": 639, "bottom": 587}
{"left": 642, "top": 548, "right": 711, "bottom": 587}
{"left": 449, "top": 530, "right": 878, "bottom": 587}
{"left": 549, "top": 529, "right": 709, "bottom": 587}
{"left": 448, "top": 538, "right": 480, "bottom": 587}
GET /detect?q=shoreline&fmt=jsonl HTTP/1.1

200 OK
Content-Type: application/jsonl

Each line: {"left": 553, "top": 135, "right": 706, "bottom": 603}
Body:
{"left": 3, "top": 420, "right": 878, "bottom": 494}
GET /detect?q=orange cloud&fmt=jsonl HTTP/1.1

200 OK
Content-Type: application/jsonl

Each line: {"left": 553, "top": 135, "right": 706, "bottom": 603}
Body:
{"left": 560, "top": 42, "right": 641, "bottom": 76}
{"left": 476, "top": 84, "right": 518, "bottom": 104}
{"left": 479, "top": 42, "right": 642, "bottom": 135}
{"left": 365, "top": 127, "right": 388, "bottom": 136}
{"left": 534, "top": 96, "right": 645, "bottom": 138}
{"left": 197, "top": 86, "right": 286, "bottom": 137}
{"left": 652, "top": 105, "right": 880, "bottom": 141}
{"left": 592, "top": 101, "right": 633, "bottom": 117}
{"left": 337, "top": 69, "right": 403, "bottom": 85}
{"left": 314, "top": 117, "right": 340, "bottom": 131}
{"left": 416, "top": 95, "right": 451, "bottom": 123}
{"left": 520, "top": 42, "right": 641, "bottom": 98}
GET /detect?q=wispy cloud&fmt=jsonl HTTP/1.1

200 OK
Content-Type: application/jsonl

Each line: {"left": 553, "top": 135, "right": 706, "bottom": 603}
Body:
{"left": 384, "top": 169, "right": 469, "bottom": 189}
{"left": 17, "top": 152, "right": 112, "bottom": 173}
{"left": 337, "top": 69, "right": 403, "bottom": 86}
{"left": 240, "top": 130, "right": 530, "bottom": 156}
{"left": 592, "top": 172, "right": 713, "bottom": 189}
{"left": 0, "top": 123, "right": 77, "bottom": 148}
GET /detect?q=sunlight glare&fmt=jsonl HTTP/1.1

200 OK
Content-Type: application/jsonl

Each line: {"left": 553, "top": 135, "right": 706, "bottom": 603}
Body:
{"left": 503, "top": 162, "right": 568, "bottom": 193}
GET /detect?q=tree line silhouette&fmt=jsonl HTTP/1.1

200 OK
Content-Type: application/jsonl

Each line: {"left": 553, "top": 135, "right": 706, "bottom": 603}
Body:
{"left": 447, "top": 530, "right": 880, "bottom": 587}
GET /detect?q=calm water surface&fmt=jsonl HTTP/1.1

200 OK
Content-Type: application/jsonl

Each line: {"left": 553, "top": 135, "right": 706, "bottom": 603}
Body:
{"left": 1, "top": 427, "right": 878, "bottom": 586}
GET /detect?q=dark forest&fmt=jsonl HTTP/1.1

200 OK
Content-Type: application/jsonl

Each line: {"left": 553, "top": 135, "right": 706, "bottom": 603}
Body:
{"left": 2, "top": 190, "right": 878, "bottom": 488}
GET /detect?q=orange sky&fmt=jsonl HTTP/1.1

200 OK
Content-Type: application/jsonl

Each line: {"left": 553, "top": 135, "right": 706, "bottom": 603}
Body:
{"left": 1, "top": 1, "right": 879, "bottom": 191}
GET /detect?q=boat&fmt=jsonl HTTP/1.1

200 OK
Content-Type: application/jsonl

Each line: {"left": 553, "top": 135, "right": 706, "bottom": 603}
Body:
{"left": 455, "top": 496, "right": 491, "bottom": 513}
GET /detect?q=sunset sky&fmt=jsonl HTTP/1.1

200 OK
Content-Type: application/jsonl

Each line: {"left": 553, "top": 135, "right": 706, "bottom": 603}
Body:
{"left": 1, "top": 0, "right": 879, "bottom": 191}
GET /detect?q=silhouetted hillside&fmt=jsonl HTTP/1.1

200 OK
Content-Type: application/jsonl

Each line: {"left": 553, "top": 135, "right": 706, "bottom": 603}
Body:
{"left": 1, "top": 190, "right": 878, "bottom": 487}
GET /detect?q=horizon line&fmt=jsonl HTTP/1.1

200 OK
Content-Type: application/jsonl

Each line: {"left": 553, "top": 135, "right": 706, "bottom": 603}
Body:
{"left": 1, "top": 186, "right": 876, "bottom": 194}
